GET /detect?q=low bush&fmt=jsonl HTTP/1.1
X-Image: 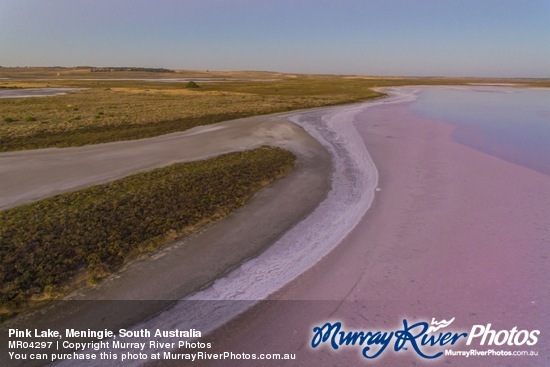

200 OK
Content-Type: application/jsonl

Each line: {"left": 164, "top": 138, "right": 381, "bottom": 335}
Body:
{"left": 185, "top": 81, "right": 200, "bottom": 89}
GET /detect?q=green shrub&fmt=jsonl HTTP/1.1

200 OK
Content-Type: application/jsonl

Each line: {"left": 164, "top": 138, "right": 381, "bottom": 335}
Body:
{"left": 185, "top": 80, "right": 200, "bottom": 89}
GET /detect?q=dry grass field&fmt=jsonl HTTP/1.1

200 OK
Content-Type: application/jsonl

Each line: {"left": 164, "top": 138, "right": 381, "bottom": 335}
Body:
{"left": 2, "top": 67, "right": 547, "bottom": 151}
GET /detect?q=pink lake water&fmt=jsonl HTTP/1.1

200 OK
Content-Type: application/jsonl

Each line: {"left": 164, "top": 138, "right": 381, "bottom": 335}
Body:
{"left": 409, "top": 86, "right": 550, "bottom": 175}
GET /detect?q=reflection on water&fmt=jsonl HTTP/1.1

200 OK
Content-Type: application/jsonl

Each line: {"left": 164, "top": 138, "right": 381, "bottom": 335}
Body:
{"left": 410, "top": 87, "right": 550, "bottom": 175}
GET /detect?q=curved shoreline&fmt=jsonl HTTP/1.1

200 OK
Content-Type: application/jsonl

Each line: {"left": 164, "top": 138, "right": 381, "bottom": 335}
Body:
{"left": 1, "top": 114, "right": 333, "bottom": 367}
{"left": 50, "top": 90, "right": 421, "bottom": 366}
{"left": 189, "top": 86, "right": 550, "bottom": 367}
{"left": 49, "top": 86, "right": 550, "bottom": 367}
{"left": 1, "top": 90, "right": 415, "bottom": 366}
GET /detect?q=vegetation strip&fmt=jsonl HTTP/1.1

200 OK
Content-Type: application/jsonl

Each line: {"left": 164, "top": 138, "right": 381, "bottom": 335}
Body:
{"left": 0, "top": 73, "right": 391, "bottom": 151}
{"left": 0, "top": 147, "right": 296, "bottom": 311}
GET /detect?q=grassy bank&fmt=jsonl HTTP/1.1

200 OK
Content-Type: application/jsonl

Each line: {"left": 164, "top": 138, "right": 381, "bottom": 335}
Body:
{"left": 5, "top": 67, "right": 542, "bottom": 151}
{"left": 0, "top": 147, "right": 296, "bottom": 313}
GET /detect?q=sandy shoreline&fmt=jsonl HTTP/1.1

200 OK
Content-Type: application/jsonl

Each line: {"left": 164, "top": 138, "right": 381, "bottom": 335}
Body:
{"left": 184, "top": 93, "right": 549, "bottom": 366}
{"left": 45, "top": 92, "right": 395, "bottom": 367}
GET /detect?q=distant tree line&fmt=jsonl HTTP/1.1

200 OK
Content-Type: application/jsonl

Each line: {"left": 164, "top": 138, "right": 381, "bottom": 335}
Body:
{"left": 90, "top": 67, "right": 175, "bottom": 73}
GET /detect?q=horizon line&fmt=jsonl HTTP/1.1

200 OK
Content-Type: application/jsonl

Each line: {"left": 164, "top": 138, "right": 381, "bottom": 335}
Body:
{"left": 0, "top": 65, "right": 549, "bottom": 80}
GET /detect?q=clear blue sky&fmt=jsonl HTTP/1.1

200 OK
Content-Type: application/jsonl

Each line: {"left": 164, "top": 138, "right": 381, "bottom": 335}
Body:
{"left": 1, "top": 0, "right": 549, "bottom": 77}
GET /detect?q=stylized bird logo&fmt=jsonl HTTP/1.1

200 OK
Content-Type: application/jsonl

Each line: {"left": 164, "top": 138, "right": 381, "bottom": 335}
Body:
{"left": 427, "top": 317, "right": 456, "bottom": 333}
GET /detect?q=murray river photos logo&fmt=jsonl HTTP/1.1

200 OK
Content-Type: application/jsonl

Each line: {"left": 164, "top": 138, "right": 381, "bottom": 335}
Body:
{"left": 310, "top": 317, "right": 540, "bottom": 360}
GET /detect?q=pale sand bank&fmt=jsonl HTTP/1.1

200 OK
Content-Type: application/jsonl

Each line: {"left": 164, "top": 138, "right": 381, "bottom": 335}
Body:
{"left": 185, "top": 95, "right": 549, "bottom": 366}
{"left": 0, "top": 115, "right": 332, "bottom": 367}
